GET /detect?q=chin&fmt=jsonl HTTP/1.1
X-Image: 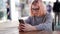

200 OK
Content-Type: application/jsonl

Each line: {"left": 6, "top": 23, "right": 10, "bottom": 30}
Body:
{"left": 34, "top": 15, "right": 38, "bottom": 16}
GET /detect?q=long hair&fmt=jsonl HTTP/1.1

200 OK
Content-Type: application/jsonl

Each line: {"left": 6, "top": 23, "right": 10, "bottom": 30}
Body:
{"left": 30, "top": 1, "right": 47, "bottom": 17}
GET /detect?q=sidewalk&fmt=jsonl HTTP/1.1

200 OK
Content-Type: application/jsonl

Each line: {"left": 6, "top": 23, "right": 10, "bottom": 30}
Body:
{"left": 0, "top": 20, "right": 19, "bottom": 34}
{"left": 0, "top": 20, "right": 19, "bottom": 30}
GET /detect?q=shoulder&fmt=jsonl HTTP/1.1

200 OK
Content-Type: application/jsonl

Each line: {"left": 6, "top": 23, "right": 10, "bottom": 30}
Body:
{"left": 45, "top": 12, "right": 52, "bottom": 18}
{"left": 28, "top": 16, "right": 33, "bottom": 19}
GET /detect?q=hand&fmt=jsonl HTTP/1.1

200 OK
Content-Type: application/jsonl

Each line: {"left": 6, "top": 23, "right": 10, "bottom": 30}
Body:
{"left": 18, "top": 23, "right": 24, "bottom": 32}
{"left": 18, "top": 24, "right": 21, "bottom": 31}
{"left": 21, "top": 24, "right": 37, "bottom": 31}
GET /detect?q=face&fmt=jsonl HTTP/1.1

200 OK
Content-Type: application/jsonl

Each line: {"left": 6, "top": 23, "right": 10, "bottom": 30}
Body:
{"left": 31, "top": 5, "right": 39, "bottom": 16}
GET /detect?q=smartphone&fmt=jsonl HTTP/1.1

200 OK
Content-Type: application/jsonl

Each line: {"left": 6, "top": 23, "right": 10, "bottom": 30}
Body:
{"left": 19, "top": 19, "right": 24, "bottom": 32}
{"left": 19, "top": 19, "right": 25, "bottom": 24}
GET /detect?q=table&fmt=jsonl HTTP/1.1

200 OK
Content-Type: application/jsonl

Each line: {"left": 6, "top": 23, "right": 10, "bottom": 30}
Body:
{"left": 20, "top": 31, "right": 53, "bottom": 34}
{"left": 53, "top": 31, "right": 60, "bottom": 34}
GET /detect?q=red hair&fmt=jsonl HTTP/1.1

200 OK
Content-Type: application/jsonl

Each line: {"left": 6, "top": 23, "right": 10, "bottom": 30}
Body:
{"left": 30, "top": 1, "right": 46, "bottom": 17}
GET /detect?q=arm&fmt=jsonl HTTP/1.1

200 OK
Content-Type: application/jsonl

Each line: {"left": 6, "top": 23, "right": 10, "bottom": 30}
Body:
{"left": 24, "top": 16, "right": 31, "bottom": 24}
{"left": 35, "top": 14, "right": 53, "bottom": 31}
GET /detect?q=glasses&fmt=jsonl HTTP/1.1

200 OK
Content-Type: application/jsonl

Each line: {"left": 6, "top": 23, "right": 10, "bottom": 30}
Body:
{"left": 34, "top": 0, "right": 38, "bottom": 3}
{"left": 32, "top": 8, "right": 39, "bottom": 11}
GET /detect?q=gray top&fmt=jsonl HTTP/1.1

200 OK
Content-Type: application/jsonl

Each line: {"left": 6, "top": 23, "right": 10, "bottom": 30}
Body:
{"left": 25, "top": 13, "right": 53, "bottom": 31}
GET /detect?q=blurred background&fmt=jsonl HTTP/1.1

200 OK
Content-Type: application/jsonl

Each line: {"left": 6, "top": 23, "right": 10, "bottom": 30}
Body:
{"left": 0, "top": 0, "right": 60, "bottom": 34}
{"left": 0, "top": 0, "right": 56, "bottom": 21}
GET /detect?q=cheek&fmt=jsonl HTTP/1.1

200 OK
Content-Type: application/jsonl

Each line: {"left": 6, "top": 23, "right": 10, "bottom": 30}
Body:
{"left": 39, "top": 11, "right": 44, "bottom": 16}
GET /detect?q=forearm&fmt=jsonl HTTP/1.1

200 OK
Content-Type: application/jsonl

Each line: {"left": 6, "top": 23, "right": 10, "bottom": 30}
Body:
{"left": 32, "top": 26, "right": 37, "bottom": 31}
{"left": 35, "top": 23, "right": 52, "bottom": 31}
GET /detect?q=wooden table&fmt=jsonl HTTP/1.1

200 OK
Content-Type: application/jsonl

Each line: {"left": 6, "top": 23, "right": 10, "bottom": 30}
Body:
{"left": 20, "top": 31, "right": 53, "bottom": 34}
{"left": 53, "top": 31, "right": 60, "bottom": 34}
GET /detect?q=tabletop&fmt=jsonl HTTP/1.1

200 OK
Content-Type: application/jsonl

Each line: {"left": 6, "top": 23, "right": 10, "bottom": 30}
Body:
{"left": 20, "top": 31, "right": 53, "bottom": 34}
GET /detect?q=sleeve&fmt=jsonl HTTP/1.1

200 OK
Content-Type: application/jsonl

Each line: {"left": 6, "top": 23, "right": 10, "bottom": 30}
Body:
{"left": 35, "top": 14, "right": 53, "bottom": 31}
{"left": 24, "top": 16, "right": 31, "bottom": 24}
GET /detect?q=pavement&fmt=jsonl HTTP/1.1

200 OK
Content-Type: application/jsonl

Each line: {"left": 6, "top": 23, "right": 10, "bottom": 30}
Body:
{"left": 0, "top": 20, "right": 19, "bottom": 34}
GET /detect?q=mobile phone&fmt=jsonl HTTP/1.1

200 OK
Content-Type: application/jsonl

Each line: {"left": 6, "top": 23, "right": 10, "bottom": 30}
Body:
{"left": 19, "top": 19, "right": 25, "bottom": 24}
{"left": 19, "top": 19, "right": 24, "bottom": 32}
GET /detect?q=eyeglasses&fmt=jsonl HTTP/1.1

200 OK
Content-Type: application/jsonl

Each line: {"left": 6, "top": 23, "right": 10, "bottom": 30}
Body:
{"left": 32, "top": 8, "right": 39, "bottom": 11}
{"left": 34, "top": 0, "right": 38, "bottom": 3}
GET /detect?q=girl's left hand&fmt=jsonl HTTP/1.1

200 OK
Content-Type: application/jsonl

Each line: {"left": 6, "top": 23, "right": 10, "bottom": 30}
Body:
{"left": 21, "top": 24, "right": 37, "bottom": 31}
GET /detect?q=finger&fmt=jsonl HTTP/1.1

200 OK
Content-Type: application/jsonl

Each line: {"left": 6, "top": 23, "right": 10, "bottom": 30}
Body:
{"left": 20, "top": 23, "right": 24, "bottom": 24}
{"left": 21, "top": 29, "right": 26, "bottom": 31}
{"left": 20, "top": 26, "right": 25, "bottom": 29}
{"left": 20, "top": 24, "right": 25, "bottom": 26}
{"left": 18, "top": 27, "right": 22, "bottom": 32}
{"left": 22, "top": 29, "right": 29, "bottom": 31}
{"left": 19, "top": 28, "right": 24, "bottom": 32}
